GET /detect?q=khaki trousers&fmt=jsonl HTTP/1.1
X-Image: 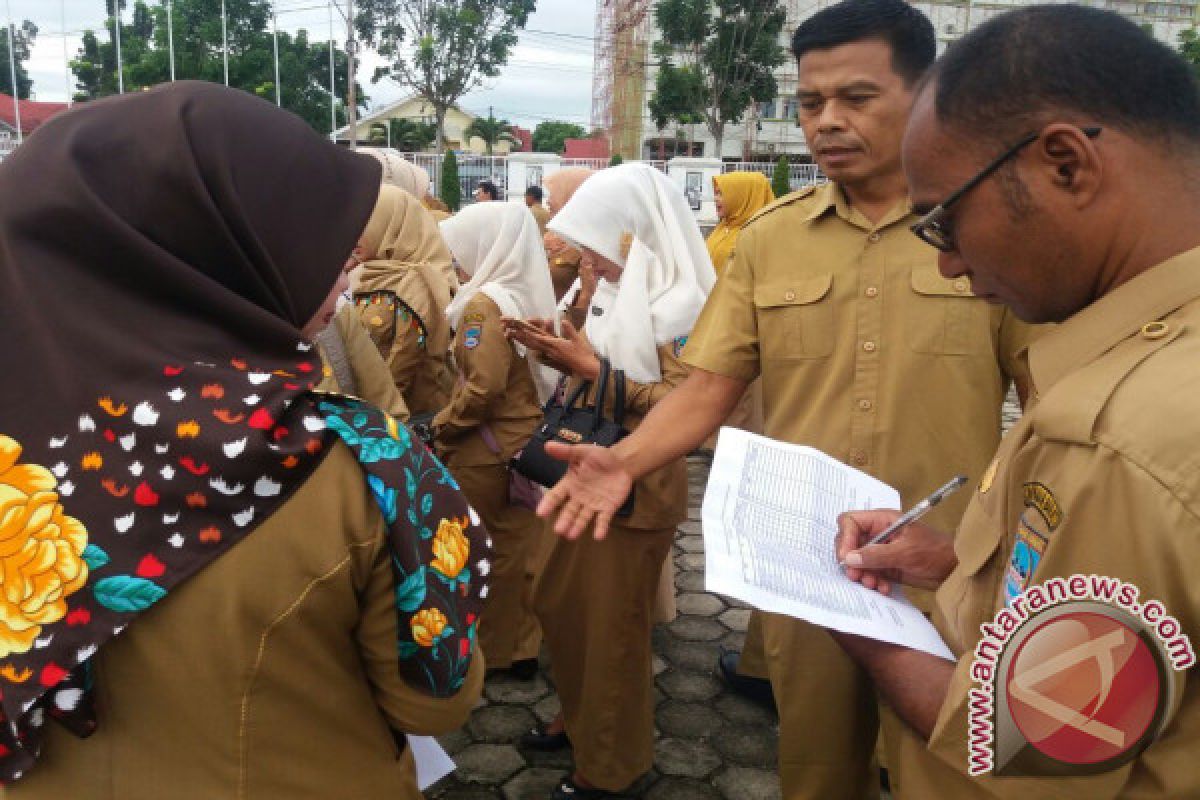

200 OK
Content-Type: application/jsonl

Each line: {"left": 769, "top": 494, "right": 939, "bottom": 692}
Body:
{"left": 762, "top": 611, "right": 881, "bottom": 800}
{"left": 453, "top": 464, "right": 547, "bottom": 668}
{"left": 534, "top": 524, "right": 675, "bottom": 791}
{"left": 736, "top": 610, "right": 770, "bottom": 678}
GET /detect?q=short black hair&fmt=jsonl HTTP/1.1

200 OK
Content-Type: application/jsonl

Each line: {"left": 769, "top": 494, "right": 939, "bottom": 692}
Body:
{"left": 476, "top": 180, "right": 499, "bottom": 200}
{"left": 791, "top": 0, "right": 935, "bottom": 85}
{"left": 525, "top": 185, "right": 543, "bottom": 202}
{"left": 931, "top": 5, "right": 1200, "bottom": 148}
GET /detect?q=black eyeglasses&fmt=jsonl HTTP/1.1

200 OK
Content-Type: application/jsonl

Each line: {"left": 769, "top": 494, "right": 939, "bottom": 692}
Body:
{"left": 910, "top": 126, "right": 1102, "bottom": 252}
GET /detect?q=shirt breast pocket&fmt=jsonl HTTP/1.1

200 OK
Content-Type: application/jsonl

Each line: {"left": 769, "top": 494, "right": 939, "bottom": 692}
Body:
{"left": 904, "top": 267, "right": 990, "bottom": 356}
{"left": 753, "top": 273, "right": 834, "bottom": 361}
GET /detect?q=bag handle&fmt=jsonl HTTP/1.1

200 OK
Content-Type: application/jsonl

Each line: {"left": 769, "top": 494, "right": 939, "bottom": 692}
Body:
{"left": 590, "top": 357, "right": 612, "bottom": 434}
{"left": 612, "top": 368, "right": 626, "bottom": 429}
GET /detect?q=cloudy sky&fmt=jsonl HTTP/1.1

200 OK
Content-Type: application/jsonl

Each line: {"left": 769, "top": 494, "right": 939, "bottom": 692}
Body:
{"left": 12, "top": 0, "right": 595, "bottom": 130}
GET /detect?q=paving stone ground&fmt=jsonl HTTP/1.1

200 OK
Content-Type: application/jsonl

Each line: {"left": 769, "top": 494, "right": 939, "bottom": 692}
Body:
{"left": 427, "top": 454, "right": 781, "bottom": 800}
{"left": 428, "top": 394, "right": 1021, "bottom": 799}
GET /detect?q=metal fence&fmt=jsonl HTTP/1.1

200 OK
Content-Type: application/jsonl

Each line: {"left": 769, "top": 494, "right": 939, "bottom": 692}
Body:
{"left": 721, "top": 161, "right": 824, "bottom": 191}
{"left": 0, "top": 136, "right": 18, "bottom": 163}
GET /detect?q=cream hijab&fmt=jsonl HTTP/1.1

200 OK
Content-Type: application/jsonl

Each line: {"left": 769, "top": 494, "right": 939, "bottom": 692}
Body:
{"left": 548, "top": 163, "right": 715, "bottom": 383}
{"left": 362, "top": 149, "right": 432, "bottom": 198}
{"left": 440, "top": 203, "right": 560, "bottom": 402}
{"left": 354, "top": 184, "right": 457, "bottom": 354}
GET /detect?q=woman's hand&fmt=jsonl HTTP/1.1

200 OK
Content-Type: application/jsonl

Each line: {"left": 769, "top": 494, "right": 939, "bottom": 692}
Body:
{"left": 834, "top": 511, "right": 958, "bottom": 595}
{"left": 502, "top": 317, "right": 600, "bottom": 381}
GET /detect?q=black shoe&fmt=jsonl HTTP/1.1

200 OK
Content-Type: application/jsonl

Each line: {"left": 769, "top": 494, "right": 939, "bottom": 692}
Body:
{"left": 509, "top": 657, "right": 539, "bottom": 681}
{"left": 716, "top": 648, "right": 777, "bottom": 713}
{"left": 550, "top": 776, "right": 619, "bottom": 799}
{"left": 520, "top": 725, "right": 571, "bottom": 751}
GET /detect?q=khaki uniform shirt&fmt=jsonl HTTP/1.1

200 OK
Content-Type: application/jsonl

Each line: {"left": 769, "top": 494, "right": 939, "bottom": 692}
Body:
{"left": 315, "top": 306, "right": 410, "bottom": 421}
{"left": 353, "top": 272, "right": 454, "bottom": 417}
{"left": 7, "top": 443, "right": 483, "bottom": 799}
{"left": 898, "top": 248, "right": 1200, "bottom": 798}
{"left": 530, "top": 203, "right": 551, "bottom": 236}
{"left": 433, "top": 294, "right": 542, "bottom": 466}
{"left": 683, "top": 182, "right": 1036, "bottom": 540}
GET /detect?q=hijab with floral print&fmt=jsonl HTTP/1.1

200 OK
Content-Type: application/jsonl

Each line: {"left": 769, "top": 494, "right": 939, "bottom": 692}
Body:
{"left": 0, "top": 82, "right": 486, "bottom": 784}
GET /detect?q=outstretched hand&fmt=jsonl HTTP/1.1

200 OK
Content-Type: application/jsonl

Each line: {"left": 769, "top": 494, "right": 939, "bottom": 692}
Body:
{"left": 536, "top": 441, "right": 634, "bottom": 541}
{"left": 834, "top": 510, "right": 957, "bottom": 596}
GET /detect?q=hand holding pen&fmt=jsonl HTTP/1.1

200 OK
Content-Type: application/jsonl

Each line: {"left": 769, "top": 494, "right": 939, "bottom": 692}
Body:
{"left": 835, "top": 475, "right": 966, "bottom": 595}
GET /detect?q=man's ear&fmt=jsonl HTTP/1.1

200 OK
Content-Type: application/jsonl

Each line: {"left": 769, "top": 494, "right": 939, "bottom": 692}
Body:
{"left": 1037, "top": 124, "right": 1103, "bottom": 207}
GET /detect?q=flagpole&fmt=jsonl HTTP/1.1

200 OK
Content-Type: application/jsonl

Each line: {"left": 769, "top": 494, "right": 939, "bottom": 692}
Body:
{"left": 272, "top": 0, "right": 280, "bottom": 106}
{"left": 328, "top": 0, "right": 336, "bottom": 138}
{"left": 167, "top": 0, "right": 176, "bottom": 81}
{"left": 112, "top": 0, "right": 124, "bottom": 94}
{"left": 221, "top": 0, "right": 229, "bottom": 86}
{"left": 5, "top": 0, "right": 20, "bottom": 144}
{"left": 346, "top": 0, "right": 356, "bottom": 150}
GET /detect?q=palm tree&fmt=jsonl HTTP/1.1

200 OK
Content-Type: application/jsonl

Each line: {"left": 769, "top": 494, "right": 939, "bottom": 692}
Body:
{"left": 463, "top": 113, "right": 520, "bottom": 156}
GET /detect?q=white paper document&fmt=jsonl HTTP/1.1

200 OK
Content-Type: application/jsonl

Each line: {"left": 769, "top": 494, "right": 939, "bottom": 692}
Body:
{"left": 409, "top": 735, "right": 456, "bottom": 790}
{"left": 702, "top": 428, "right": 954, "bottom": 661}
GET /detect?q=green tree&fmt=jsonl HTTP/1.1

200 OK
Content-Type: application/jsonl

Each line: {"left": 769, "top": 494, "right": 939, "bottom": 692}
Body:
{"left": 650, "top": 0, "right": 787, "bottom": 156}
{"left": 609, "top": 153, "right": 624, "bottom": 167}
{"left": 771, "top": 155, "right": 790, "bottom": 197}
{"left": 0, "top": 20, "right": 39, "bottom": 99}
{"left": 355, "top": 0, "right": 536, "bottom": 153}
{"left": 368, "top": 117, "right": 438, "bottom": 150}
{"left": 463, "top": 112, "right": 519, "bottom": 155}
{"left": 532, "top": 120, "right": 586, "bottom": 154}
{"left": 70, "top": 0, "right": 363, "bottom": 134}
{"left": 440, "top": 150, "right": 462, "bottom": 211}
{"left": 1179, "top": 27, "right": 1200, "bottom": 73}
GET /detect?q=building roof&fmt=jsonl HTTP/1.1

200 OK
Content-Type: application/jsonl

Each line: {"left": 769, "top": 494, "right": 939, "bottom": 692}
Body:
{"left": 563, "top": 136, "right": 610, "bottom": 160}
{"left": 0, "top": 94, "right": 69, "bottom": 136}
{"left": 510, "top": 125, "right": 533, "bottom": 153}
{"left": 333, "top": 93, "right": 475, "bottom": 137}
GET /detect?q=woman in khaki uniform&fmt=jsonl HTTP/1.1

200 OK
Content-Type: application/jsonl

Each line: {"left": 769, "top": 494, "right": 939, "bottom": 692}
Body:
{"left": 315, "top": 304, "right": 411, "bottom": 421}
{"left": 436, "top": 202, "right": 560, "bottom": 679}
{"left": 509, "top": 164, "right": 716, "bottom": 798}
{"left": 0, "top": 83, "right": 487, "bottom": 797}
{"left": 349, "top": 184, "right": 458, "bottom": 417}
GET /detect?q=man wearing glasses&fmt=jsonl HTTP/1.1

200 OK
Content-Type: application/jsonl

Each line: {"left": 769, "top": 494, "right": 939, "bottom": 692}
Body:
{"left": 534, "top": 0, "right": 1034, "bottom": 796}
{"left": 832, "top": 6, "right": 1200, "bottom": 796}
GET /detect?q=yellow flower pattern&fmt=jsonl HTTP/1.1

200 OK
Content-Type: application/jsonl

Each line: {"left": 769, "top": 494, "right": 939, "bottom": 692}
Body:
{"left": 430, "top": 517, "right": 470, "bottom": 581}
{"left": 410, "top": 608, "right": 449, "bottom": 648}
{"left": 0, "top": 435, "right": 89, "bottom": 658}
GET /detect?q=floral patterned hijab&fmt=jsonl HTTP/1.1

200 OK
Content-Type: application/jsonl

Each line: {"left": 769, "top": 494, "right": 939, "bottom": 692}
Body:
{"left": 0, "top": 82, "right": 486, "bottom": 783}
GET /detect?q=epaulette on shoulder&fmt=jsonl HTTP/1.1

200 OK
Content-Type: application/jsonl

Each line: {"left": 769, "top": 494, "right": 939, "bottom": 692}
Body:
{"left": 743, "top": 184, "right": 821, "bottom": 228}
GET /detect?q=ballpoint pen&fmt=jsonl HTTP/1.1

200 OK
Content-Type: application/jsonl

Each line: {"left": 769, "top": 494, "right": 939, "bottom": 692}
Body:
{"left": 840, "top": 474, "right": 968, "bottom": 566}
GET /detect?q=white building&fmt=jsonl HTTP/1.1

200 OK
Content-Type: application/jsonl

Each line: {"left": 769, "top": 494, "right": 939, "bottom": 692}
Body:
{"left": 634, "top": 0, "right": 1200, "bottom": 161}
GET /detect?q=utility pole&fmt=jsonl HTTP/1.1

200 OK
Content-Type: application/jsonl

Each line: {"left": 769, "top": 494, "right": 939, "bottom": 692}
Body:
{"left": 112, "top": 0, "right": 124, "bottom": 94}
{"left": 221, "top": 0, "right": 229, "bottom": 86}
{"left": 272, "top": 1, "right": 281, "bottom": 106}
{"left": 346, "top": 0, "right": 357, "bottom": 150}
{"left": 61, "top": 0, "right": 72, "bottom": 106}
{"left": 167, "top": 0, "right": 176, "bottom": 82}
{"left": 5, "top": 0, "right": 20, "bottom": 143}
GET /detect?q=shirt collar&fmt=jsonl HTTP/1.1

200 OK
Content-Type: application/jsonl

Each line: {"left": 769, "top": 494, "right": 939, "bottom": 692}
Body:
{"left": 1029, "top": 245, "right": 1200, "bottom": 396}
{"left": 805, "top": 181, "right": 915, "bottom": 232}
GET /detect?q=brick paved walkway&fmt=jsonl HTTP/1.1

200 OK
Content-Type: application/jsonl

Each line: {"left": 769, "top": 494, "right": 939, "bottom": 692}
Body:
{"left": 427, "top": 454, "right": 781, "bottom": 800}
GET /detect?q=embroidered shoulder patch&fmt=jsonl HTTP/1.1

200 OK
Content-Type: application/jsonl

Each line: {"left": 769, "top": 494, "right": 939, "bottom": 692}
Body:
{"left": 672, "top": 335, "right": 689, "bottom": 358}
{"left": 1004, "top": 482, "right": 1064, "bottom": 605}
{"left": 463, "top": 312, "right": 486, "bottom": 324}
{"left": 464, "top": 324, "right": 483, "bottom": 350}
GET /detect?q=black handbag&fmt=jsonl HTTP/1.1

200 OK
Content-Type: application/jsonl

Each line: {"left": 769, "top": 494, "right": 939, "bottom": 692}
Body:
{"left": 512, "top": 357, "right": 635, "bottom": 517}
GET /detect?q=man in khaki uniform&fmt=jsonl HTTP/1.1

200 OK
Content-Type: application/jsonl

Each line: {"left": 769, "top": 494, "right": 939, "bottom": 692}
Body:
{"left": 833, "top": 7, "right": 1200, "bottom": 798}
{"left": 526, "top": 186, "right": 552, "bottom": 235}
{"left": 536, "top": 1, "right": 1034, "bottom": 797}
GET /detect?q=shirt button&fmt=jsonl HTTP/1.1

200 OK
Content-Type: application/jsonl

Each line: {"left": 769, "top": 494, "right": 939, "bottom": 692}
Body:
{"left": 1141, "top": 321, "right": 1170, "bottom": 339}
{"left": 868, "top": 232, "right": 881, "bottom": 244}
{"left": 851, "top": 450, "right": 868, "bottom": 466}
{"left": 865, "top": 286, "right": 879, "bottom": 298}
{"left": 954, "top": 279, "right": 969, "bottom": 293}
{"left": 784, "top": 290, "right": 796, "bottom": 302}
{"left": 858, "top": 399, "right": 873, "bottom": 411}
{"left": 862, "top": 341, "right": 877, "bottom": 353}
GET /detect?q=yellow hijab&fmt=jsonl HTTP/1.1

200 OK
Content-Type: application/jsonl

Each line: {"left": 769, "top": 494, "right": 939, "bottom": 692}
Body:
{"left": 354, "top": 184, "right": 457, "bottom": 354}
{"left": 706, "top": 172, "right": 775, "bottom": 273}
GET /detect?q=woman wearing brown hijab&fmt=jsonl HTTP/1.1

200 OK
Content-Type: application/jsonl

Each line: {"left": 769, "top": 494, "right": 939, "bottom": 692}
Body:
{"left": 0, "top": 82, "right": 488, "bottom": 798}
{"left": 349, "top": 184, "right": 458, "bottom": 419}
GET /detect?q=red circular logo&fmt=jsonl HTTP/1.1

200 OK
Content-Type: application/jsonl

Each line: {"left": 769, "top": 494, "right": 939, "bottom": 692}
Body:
{"left": 1005, "top": 610, "right": 1162, "bottom": 766}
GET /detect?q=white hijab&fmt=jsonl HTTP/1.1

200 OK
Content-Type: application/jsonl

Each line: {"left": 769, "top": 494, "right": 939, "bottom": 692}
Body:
{"left": 361, "top": 148, "right": 431, "bottom": 198}
{"left": 440, "top": 203, "right": 560, "bottom": 403}
{"left": 548, "top": 163, "right": 716, "bottom": 383}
